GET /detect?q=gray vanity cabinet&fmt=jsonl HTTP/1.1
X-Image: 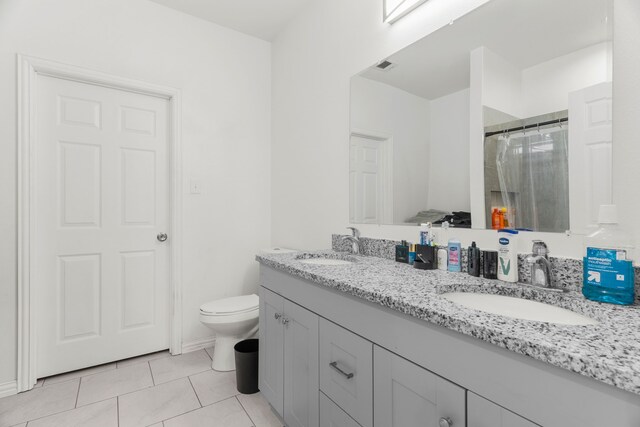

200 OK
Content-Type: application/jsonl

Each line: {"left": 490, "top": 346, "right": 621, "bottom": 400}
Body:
{"left": 259, "top": 287, "right": 285, "bottom": 416}
{"left": 467, "top": 392, "right": 539, "bottom": 427}
{"left": 320, "top": 392, "right": 362, "bottom": 427}
{"left": 259, "top": 287, "right": 319, "bottom": 427}
{"left": 374, "top": 345, "right": 466, "bottom": 427}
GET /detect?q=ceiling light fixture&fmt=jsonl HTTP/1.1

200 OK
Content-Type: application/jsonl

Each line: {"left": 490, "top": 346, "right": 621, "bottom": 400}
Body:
{"left": 383, "top": 0, "right": 429, "bottom": 24}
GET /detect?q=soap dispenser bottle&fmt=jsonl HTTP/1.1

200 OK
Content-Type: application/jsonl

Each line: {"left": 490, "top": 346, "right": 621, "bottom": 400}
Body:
{"left": 467, "top": 242, "right": 481, "bottom": 277}
{"left": 437, "top": 221, "right": 449, "bottom": 270}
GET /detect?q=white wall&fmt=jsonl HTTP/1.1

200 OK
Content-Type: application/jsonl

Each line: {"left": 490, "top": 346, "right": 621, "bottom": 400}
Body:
{"left": 428, "top": 88, "right": 471, "bottom": 213}
{"left": 522, "top": 42, "right": 611, "bottom": 117}
{"left": 480, "top": 47, "right": 524, "bottom": 119}
{"left": 272, "top": 0, "right": 640, "bottom": 261}
{"left": 0, "top": 0, "right": 271, "bottom": 385}
{"left": 350, "top": 76, "right": 430, "bottom": 223}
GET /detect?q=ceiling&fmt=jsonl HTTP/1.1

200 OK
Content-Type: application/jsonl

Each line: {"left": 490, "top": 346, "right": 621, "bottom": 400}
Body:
{"left": 148, "top": 0, "right": 313, "bottom": 41}
{"left": 359, "top": 0, "right": 613, "bottom": 100}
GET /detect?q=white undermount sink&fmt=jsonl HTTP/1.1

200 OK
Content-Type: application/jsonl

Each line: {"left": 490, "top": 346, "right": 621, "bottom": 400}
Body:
{"left": 299, "top": 258, "right": 353, "bottom": 266}
{"left": 441, "top": 292, "right": 598, "bottom": 326}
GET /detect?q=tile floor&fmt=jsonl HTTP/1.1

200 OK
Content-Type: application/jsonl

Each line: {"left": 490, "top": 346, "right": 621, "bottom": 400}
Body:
{"left": 0, "top": 348, "right": 283, "bottom": 427}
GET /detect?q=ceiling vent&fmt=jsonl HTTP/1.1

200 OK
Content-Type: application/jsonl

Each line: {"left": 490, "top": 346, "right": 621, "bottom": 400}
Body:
{"left": 374, "top": 60, "right": 395, "bottom": 71}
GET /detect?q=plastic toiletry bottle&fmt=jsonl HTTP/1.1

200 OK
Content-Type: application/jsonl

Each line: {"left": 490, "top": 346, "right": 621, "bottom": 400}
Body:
{"left": 501, "top": 207, "right": 509, "bottom": 228}
{"left": 420, "top": 223, "right": 429, "bottom": 245}
{"left": 491, "top": 208, "right": 501, "bottom": 230}
{"left": 448, "top": 238, "right": 462, "bottom": 272}
{"left": 583, "top": 205, "right": 635, "bottom": 305}
{"left": 468, "top": 242, "right": 481, "bottom": 277}
{"left": 437, "top": 221, "right": 449, "bottom": 270}
{"left": 497, "top": 229, "right": 518, "bottom": 282}
{"left": 408, "top": 244, "right": 417, "bottom": 265}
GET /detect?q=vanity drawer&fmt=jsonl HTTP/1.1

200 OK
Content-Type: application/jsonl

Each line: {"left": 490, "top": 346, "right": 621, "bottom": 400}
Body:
{"left": 319, "top": 318, "right": 373, "bottom": 427}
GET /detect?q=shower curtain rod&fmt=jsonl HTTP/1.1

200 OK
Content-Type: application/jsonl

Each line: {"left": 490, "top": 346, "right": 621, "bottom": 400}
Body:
{"left": 484, "top": 117, "right": 568, "bottom": 138}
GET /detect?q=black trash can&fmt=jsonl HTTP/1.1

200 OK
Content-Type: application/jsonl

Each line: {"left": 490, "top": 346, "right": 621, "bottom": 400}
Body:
{"left": 234, "top": 338, "right": 259, "bottom": 394}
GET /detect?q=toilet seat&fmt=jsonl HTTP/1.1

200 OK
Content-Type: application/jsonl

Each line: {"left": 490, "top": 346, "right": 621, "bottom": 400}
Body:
{"left": 199, "top": 294, "right": 259, "bottom": 317}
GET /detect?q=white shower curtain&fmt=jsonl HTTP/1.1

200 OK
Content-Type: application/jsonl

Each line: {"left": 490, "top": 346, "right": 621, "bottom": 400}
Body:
{"left": 495, "top": 126, "right": 569, "bottom": 232}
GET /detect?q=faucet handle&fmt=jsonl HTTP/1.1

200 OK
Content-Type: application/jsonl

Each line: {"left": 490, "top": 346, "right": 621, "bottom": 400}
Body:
{"left": 346, "top": 227, "right": 360, "bottom": 238}
{"left": 532, "top": 240, "right": 548, "bottom": 256}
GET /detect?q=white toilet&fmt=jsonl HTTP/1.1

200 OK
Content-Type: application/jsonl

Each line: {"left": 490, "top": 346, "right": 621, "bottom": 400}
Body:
{"left": 199, "top": 294, "right": 259, "bottom": 371}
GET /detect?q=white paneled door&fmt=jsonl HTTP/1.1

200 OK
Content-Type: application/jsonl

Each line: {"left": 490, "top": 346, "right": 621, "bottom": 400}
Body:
{"left": 568, "top": 81, "right": 613, "bottom": 234}
{"left": 34, "top": 75, "right": 171, "bottom": 378}
{"left": 349, "top": 134, "right": 392, "bottom": 224}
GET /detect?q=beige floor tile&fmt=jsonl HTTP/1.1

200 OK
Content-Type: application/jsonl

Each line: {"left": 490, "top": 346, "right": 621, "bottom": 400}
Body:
{"left": 164, "top": 397, "right": 252, "bottom": 427}
{"left": 116, "top": 350, "right": 171, "bottom": 369}
{"left": 26, "top": 398, "right": 117, "bottom": 427}
{"left": 118, "top": 377, "right": 200, "bottom": 427}
{"left": 237, "top": 392, "right": 284, "bottom": 427}
{"left": 76, "top": 362, "right": 153, "bottom": 407}
{"left": 0, "top": 380, "right": 78, "bottom": 427}
{"left": 189, "top": 370, "right": 238, "bottom": 406}
{"left": 42, "top": 363, "right": 116, "bottom": 386}
{"left": 149, "top": 350, "right": 211, "bottom": 385}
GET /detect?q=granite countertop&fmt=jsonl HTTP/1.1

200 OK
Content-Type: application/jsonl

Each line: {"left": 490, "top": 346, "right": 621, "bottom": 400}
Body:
{"left": 256, "top": 250, "right": 640, "bottom": 396}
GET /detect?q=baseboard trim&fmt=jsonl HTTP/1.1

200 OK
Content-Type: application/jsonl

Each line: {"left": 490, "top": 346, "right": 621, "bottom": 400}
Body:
{"left": 0, "top": 380, "right": 18, "bottom": 398}
{"left": 182, "top": 337, "right": 215, "bottom": 354}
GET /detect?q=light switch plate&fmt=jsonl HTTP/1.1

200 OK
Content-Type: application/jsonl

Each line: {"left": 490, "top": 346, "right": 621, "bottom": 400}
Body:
{"left": 189, "top": 179, "right": 201, "bottom": 194}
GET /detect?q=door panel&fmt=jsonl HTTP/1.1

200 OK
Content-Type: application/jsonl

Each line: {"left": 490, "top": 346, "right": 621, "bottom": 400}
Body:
{"left": 284, "top": 300, "right": 319, "bottom": 427}
{"left": 35, "top": 74, "right": 170, "bottom": 377}
{"left": 374, "top": 345, "right": 466, "bottom": 427}
{"left": 259, "top": 287, "right": 285, "bottom": 418}
{"left": 350, "top": 135, "right": 386, "bottom": 224}
{"left": 568, "top": 82, "right": 613, "bottom": 233}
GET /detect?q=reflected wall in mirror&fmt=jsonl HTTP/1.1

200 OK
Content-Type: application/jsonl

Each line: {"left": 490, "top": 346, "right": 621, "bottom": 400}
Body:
{"left": 349, "top": 0, "right": 613, "bottom": 233}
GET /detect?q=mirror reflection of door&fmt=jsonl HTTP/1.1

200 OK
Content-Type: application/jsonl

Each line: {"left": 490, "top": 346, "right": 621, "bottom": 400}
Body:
{"left": 350, "top": 133, "right": 393, "bottom": 224}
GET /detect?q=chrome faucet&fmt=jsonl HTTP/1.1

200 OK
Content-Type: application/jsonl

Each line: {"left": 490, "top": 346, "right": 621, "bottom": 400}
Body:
{"left": 526, "top": 240, "right": 554, "bottom": 289}
{"left": 341, "top": 227, "right": 361, "bottom": 255}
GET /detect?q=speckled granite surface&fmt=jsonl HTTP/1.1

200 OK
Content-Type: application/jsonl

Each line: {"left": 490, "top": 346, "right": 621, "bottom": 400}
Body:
{"left": 332, "top": 234, "right": 640, "bottom": 301}
{"left": 257, "top": 249, "right": 640, "bottom": 396}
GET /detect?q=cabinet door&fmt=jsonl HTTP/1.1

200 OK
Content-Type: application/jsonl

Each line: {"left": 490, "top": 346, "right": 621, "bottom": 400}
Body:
{"left": 320, "top": 392, "right": 362, "bottom": 427}
{"left": 374, "top": 346, "right": 466, "bottom": 427}
{"left": 259, "top": 287, "right": 285, "bottom": 418}
{"left": 467, "top": 392, "right": 539, "bottom": 427}
{"left": 284, "top": 300, "right": 319, "bottom": 427}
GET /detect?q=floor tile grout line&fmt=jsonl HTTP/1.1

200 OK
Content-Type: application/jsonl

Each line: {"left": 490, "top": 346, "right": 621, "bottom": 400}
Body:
{"left": 148, "top": 361, "right": 156, "bottom": 386}
{"left": 235, "top": 395, "right": 258, "bottom": 427}
{"left": 13, "top": 392, "right": 115, "bottom": 426}
{"left": 38, "top": 363, "right": 117, "bottom": 388}
{"left": 187, "top": 376, "right": 203, "bottom": 408}
{"left": 74, "top": 377, "right": 81, "bottom": 408}
{"left": 159, "top": 395, "right": 238, "bottom": 425}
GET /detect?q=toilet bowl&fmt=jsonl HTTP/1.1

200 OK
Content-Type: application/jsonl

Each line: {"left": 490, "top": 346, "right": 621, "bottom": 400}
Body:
{"left": 200, "top": 294, "right": 259, "bottom": 372}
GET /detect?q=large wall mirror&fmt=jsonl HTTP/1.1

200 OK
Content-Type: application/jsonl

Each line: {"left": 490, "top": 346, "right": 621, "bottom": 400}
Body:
{"left": 349, "top": 0, "right": 613, "bottom": 233}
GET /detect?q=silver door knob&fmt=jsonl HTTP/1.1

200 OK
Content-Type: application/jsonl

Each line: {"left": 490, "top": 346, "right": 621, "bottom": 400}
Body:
{"left": 439, "top": 417, "right": 453, "bottom": 427}
{"left": 157, "top": 233, "right": 168, "bottom": 242}
{"left": 274, "top": 313, "right": 282, "bottom": 321}
{"left": 281, "top": 316, "right": 290, "bottom": 326}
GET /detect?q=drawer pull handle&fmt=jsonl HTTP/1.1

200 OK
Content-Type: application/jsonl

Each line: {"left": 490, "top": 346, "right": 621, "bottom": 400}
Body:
{"left": 329, "top": 361, "right": 354, "bottom": 379}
